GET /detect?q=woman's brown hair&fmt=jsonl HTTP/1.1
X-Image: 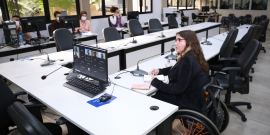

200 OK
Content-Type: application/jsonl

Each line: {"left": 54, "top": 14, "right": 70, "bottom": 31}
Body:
{"left": 110, "top": 6, "right": 119, "bottom": 13}
{"left": 176, "top": 30, "right": 209, "bottom": 72}
{"left": 79, "top": 11, "right": 87, "bottom": 19}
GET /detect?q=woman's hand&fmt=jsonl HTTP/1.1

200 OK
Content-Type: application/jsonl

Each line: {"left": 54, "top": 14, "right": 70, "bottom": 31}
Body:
{"left": 119, "top": 13, "right": 122, "bottom": 18}
{"left": 114, "top": 13, "right": 118, "bottom": 17}
{"left": 149, "top": 68, "right": 159, "bottom": 76}
{"left": 151, "top": 76, "right": 156, "bottom": 82}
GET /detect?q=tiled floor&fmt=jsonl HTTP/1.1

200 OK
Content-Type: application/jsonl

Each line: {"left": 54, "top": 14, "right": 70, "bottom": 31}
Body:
{"left": 8, "top": 28, "right": 270, "bottom": 135}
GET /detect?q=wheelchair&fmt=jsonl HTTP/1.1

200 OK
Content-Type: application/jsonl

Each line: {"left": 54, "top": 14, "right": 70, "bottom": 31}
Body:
{"left": 171, "top": 78, "right": 229, "bottom": 135}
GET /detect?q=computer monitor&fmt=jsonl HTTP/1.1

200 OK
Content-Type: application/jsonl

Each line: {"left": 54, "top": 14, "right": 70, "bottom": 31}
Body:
{"left": 73, "top": 44, "right": 108, "bottom": 85}
{"left": 20, "top": 16, "right": 47, "bottom": 37}
{"left": 127, "top": 11, "right": 139, "bottom": 20}
{"left": 202, "top": 6, "right": 210, "bottom": 14}
{"left": 59, "top": 15, "right": 80, "bottom": 32}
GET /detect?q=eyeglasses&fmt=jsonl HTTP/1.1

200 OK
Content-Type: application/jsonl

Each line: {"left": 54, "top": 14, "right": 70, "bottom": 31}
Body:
{"left": 175, "top": 38, "right": 185, "bottom": 43}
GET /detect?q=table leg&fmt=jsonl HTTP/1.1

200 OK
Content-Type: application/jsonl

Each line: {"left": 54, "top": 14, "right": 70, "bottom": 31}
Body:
{"left": 156, "top": 115, "right": 173, "bottom": 135}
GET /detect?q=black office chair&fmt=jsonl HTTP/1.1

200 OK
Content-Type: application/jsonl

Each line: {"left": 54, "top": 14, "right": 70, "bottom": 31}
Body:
{"left": 180, "top": 11, "right": 189, "bottom": 27}
{"left": 148, "top": 18, "right": 163, "bottom": 33}
{"left": 108, "top": 17, "right": 112, "bottom": 27}
{"left": 245, "top": 14, "right": 252, "bottom": 24}
{"left": 102, "top": 27, "right": 121, "bottom": 42}
{"left": 228, "top": 14, "right": 235, "bottom": 25}
{"left": 220, "top": 17, "right": 230, "bottom": 30}
{"left": 191, "top": 13, "right": 202, "bottom": 24}
{"left": 7, "top": 102, "right": 62, "bottom": 135}
{"left": 128, "top": 19, "right": 144, "bottom": 37}
{"left": 0, "top": 79, "right": 44, "bottom": 134}
{"left": 168, "top": 15, "right": 179, "bottom": 29}
{"left": 253, "top": 16, "right": 262, "bottom": 25}
{"left": 259, "top": 19, "right": 269, "bottom": 43}
{"left": 232, "top": 25, "right": 258, "bottom": 59}
{"left": 238, "top": 16, "right": 246, "bottom": 25}
{"left": 48, "top": 24, "right": 52, "bottom": 37}
{"left": 254, "top": 25, "right": 265, "bottom": 53}
{"left": 54, "top": 28, "right": 74, "bottom": 51}
{"left": 261, "top": 15, "right": 267, "bottom": 20}
{"left": 215, "top": 39, "right": 262, "bottom": 122}
{"left": 208, "top": 17, "right": 215, "bottom": 22}
{"left": 209, "top": 28, "right": 239, "bottom": 76}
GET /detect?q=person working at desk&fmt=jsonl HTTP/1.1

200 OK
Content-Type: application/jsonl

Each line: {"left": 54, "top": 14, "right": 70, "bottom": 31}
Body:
{"left": 149, "top": 30, "right": 210, "bottom": 109}
{"left": 12, "top": 15, "right": 32, "bottom": 40}
{"left": 75, "top": 11, "right": 92, "bottom": 32}
{"left": 109, "top": 6, "right": 125, "bottom": 28}
{"left": 50, "top": 11, "right": 61, "bottom": 36}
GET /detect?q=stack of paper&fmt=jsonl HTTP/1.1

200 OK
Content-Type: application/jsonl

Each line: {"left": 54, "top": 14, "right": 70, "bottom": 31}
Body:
{"left": 144, "top": 75, "right": 165, "bottom": 83}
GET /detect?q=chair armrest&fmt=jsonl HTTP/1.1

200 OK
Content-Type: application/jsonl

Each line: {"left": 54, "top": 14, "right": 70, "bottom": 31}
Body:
{"left": 23, "top": 101, "right": 46, "bottom": 108}
{"left": 14, "top": 91, "right": 27, "bottom": 98}
{"left": 219, "top": 57, "right": 237, "bottom": 62}
{"left": 233, "top": 46, "right": 238, "bottom": 49}
{"left": 56, "top": 117, "right": 69, "bottom": 125}
{"left": 222, "top": 67, "right": 241, "bottom": 72}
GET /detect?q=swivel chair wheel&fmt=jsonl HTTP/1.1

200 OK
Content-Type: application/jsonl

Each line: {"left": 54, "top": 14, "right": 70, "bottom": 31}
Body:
{"left": 247, "top": 105, "right": 252, "bottom": 109}
{"left": 264, "top": 50, "right": 266, "bottom": 53}
{"left": 241, "top": 117, "right": 247, "bottom": 122}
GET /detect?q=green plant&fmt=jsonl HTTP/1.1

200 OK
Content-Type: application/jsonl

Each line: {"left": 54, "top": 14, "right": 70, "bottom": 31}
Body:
{"left": 6, "top": 0, "right": 44, "bottom": 16}
{"left": 90, "top": 0, "right": 102, "bottom": 5}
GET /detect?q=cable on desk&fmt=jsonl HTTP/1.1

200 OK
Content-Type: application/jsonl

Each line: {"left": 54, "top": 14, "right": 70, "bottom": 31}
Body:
{"left": 108, "top": 77, "right": 133, "bottom": 91}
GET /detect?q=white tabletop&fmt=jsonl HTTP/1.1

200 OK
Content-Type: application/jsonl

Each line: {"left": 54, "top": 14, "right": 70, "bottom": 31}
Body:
{"left": 109, "top": 37, "right": 224, "bottom": 95}
{"left": 116, "top": 21, "right": 169, "bottom": 32}
{"left": 27, "top": 81, "right": 178, "bottom": 135}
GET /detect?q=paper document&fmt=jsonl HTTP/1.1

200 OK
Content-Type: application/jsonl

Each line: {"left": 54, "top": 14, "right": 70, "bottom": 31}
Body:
{"left": 82, "top": 32, "right": 94, "bottom": 36}
{"left": 144, "top": 75, "right": 165, "bottom": 83}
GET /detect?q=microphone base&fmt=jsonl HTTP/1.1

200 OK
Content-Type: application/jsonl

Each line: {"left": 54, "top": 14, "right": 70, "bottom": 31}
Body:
{"left": 131, "top": 69, "right": 148, "bottom": 77}
{"left": 201, "top": 40, "right": 212, "bottom": 45}
{"left": 157, "top": 35, "right": 166, "bottom": 38}
{"left": 66, "top": 72, "right": 79, "bottom": 80}
{"left": 129, "top": 40, "right": 137, "bottom": 43}
{"left": 41, "top": 60, "right": 55, "bottom": 67}
{"left": 165, "top": 54, "right": 177, "bottom": 60}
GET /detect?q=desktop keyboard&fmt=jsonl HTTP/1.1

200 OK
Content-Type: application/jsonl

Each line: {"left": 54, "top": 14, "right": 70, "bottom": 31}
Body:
{"left": 63, "top": 78, "right": 104, "bottom": 98}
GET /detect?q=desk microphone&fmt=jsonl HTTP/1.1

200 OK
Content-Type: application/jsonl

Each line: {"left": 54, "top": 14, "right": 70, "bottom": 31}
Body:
{"left": 38, "top": 46, "right": 55, "bottom": 66}
{"left": 165, "top": 45, "right": 177, "bottom": 60}
{"left": 201, "top": 28, "right": 212, "bottom": 45}
{"left": 149, "top": 29, "right": 166, "bottom": 38}
{"left": 41, "top": 66, "right": 64, "bottom": 80}
{"left": 131, "top": 49, "right": 172, "bottom": 76}
{"left": 129, "top": 32, "right": 137, "bottom": 43}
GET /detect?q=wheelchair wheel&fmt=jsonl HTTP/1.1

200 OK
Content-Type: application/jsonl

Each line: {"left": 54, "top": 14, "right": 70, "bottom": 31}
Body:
{"left": 219, "top": 99, "right": 230, "bottom": 133}
{"left": 172, "top": 109, "right": 220, "bottom": 135}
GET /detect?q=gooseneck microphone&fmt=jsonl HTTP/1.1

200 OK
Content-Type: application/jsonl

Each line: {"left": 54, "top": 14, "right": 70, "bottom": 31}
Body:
{"left": 201, "top": 29, "right": 212, "bottom": 45}
{"left": 129, "top": 32, "right": 137, "bottom": 43}
{"left": 165, "top": 45, "right": 177, "bottom": 60}
{"left": 149, "top": 29, "right": 166, "bottom": 38}
{"left": 41, "top": 66, "right": 64, "bottom": 80}
{"left": 38, "top": 46, "right": 55, "bottom": 66}
{"left": 131, "top": 49, "right": 173, "bottom": 76}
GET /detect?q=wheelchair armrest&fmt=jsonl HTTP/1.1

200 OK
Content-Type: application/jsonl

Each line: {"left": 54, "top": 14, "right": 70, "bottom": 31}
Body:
{"left": 233, "top": 46, "right": 238, "bottom": 49}
{"left": 218, "top": 57, "right": 237, "bottom": 62}
{"left": 222, "top": 67, "right": 241, "bottom": 72}
{"left": 23, "top": 101, "right": 46, "bottom": 108}
{"left": 14, "top": 91, "right": 27, "bottom": 98}
{"left": 56, "top": 117, "right": 69, "bottom": 125}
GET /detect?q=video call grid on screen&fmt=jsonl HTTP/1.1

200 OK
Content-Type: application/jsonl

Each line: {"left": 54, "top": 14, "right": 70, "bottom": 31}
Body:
{"left": 73, "top": 44, "right": 108, "bottom": 83}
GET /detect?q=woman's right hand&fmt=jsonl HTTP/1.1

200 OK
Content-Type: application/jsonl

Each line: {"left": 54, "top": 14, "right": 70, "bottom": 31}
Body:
{"left": 149, "top": 68, "right": 159, "bottom": 75}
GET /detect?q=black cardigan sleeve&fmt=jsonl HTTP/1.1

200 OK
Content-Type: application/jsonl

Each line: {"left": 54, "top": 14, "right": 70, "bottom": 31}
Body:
{"left": 158, "top": 67, "right": 172, "bottom": 76}
{"left": 151, "top": 58, "right": 194, "bottom": 94}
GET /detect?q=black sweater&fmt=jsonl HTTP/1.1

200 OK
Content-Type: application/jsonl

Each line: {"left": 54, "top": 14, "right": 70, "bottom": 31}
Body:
{"left": 151, "top": 51, "right": 210, "bottom": 109}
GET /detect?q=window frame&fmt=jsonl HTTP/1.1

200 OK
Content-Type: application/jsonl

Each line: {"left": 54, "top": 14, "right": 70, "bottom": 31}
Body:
{"left": 2, "top": 0, "right": 81, "bottom": 23}
{"left": 167, "top": 0, "right": 196, "bottom": 9}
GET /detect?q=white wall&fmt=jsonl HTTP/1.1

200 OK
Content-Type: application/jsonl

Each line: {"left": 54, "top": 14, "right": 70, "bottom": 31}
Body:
{"left": 0, "top": 0, "right": 162, "bottom": 44}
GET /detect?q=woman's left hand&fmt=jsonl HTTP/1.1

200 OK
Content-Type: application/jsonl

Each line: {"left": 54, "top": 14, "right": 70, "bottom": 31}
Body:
{"left": 151, "top": 76, "right": 156, "bottom": 82}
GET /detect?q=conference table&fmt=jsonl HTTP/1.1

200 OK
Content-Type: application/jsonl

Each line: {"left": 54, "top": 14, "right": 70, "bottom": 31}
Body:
{"left": 0, "top": 23, "right": 251, "bottom": 135}
{"left": 116, "top": 21, "right": 169, "bottom": 39}
{"left": 0, "top": 33, "right": 98, "bottom": 64}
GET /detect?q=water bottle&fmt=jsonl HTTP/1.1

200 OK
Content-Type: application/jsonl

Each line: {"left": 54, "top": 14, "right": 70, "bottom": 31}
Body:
{"left": 19, "top": 35, "right": 23, "bottom": 46}
{"left": 165, "top": 59, "right": 173, "bottom": 67}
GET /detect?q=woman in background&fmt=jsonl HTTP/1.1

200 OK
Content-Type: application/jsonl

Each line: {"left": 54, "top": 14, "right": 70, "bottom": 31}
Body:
{"left": 76, "top": 11, "right": 92, "bottom": 32}
{"left": 109, "top": 6, "right": 125, "bottom": 28}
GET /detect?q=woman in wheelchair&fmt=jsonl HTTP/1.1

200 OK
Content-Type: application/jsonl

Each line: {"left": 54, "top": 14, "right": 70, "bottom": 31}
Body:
{"left": 149, "top": 30, "right": 229, "bottom": 135}
{"left": 149, "top": 30, "right": 210, "bottom": 109}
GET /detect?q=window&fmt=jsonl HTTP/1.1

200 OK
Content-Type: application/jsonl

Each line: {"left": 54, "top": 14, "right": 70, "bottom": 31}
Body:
{"left": 0, "top": 7, "right": 2, "bottom": 24}
{"left": 220, "top": 0, "right": 233, "bottom": 9}
{"left": 205, "top": 0, "right": 218, "bottom": 8}
{"left": 48, "top": 0, "right": 77, "bottom": 20}
{"left": 105, "top": 0, "right": 125, "bottom": 15}
{"left": 167, "top": 0, "right": 196, "bottom": 9}
{"left": 132, "top": 0, "right": 140, "bottom": 11}
{"left": 6, "top": 0, "right": 44, "bottom": 17}
{"left": 235, "top": 0, "right": 250, "bottom": 9}
{"left": 90, "top": 0, "right": 103, "bottom": 17}
{"left": 142, "top": 0, "right": 151, "bottom": 12}
{"left": 251, "top": 0, "right": 268, "bottom": 10}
